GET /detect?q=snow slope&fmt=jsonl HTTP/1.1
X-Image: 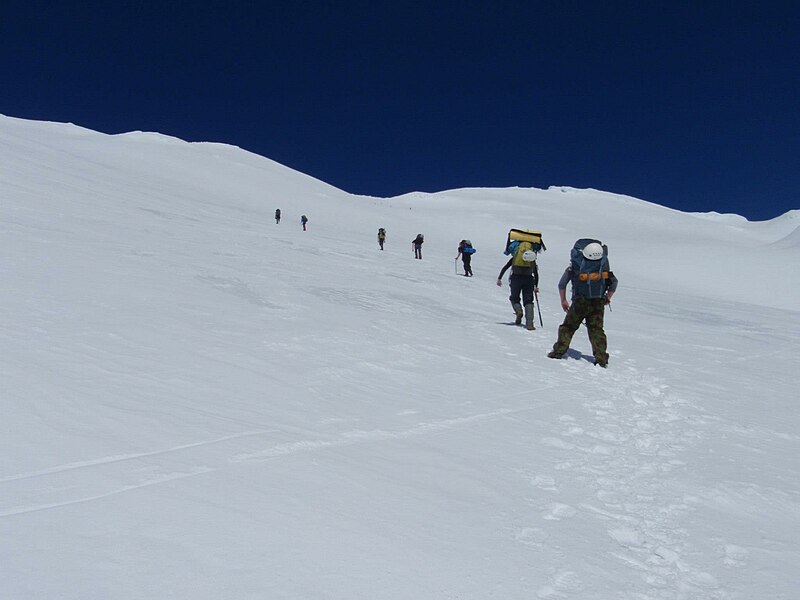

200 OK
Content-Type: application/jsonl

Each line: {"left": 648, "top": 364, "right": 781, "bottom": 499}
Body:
{"left": 1, "top": 114, "right": 798, "bottom": 599}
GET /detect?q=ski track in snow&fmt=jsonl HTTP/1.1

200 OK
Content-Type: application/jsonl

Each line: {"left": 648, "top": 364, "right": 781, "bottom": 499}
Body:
{"left": 2, "top": 322, "right": 751, "bottom": 599}
{"left": 0, "top": 387, "right": 555, "bottom": 518}
{"left": 1, "top": 352, "right": 728, "bottom": 598}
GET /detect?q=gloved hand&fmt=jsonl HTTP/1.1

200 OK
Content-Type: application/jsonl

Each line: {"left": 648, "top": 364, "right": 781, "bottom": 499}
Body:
{"left": 496, "top": 279, "right": 503, "bottom": 287}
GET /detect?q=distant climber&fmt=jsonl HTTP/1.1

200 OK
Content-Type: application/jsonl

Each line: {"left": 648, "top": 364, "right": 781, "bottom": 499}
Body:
{"left": 275, "top": 208, "right": 281, "bottom": 224}
{"left": 456, "top": 240, "right": 475, "bottom": 276}
{"left": 301, "top": 215, "right": 308, "bottom": 231}
{"left": 412, "top": 234, "right": 424, "bottom": 259}
{"left": 378, "top": 227, "right": 386, "bottom": 250}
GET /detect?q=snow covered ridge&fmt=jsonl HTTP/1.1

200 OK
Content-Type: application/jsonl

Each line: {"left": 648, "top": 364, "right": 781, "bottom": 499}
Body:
{"left": 2, "top": 114, "right": 799, "bottom": 599}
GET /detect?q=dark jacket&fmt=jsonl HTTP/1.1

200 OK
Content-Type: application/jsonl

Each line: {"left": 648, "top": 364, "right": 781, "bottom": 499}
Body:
{"left": 498, "top": 257, "right": 539, "bottom": 286}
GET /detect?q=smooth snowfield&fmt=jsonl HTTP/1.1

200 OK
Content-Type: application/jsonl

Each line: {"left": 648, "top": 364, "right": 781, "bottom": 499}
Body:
{"left": 1, "top": 114, "right": 799, "bottom": 599}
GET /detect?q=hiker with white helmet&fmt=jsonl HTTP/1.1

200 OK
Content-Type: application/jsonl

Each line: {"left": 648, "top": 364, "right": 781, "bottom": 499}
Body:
{"left": 547, "top": 239, "right": 618, "bottom": 367}
{"left": 497, "top": 230, "right": 543, "bottom": 330}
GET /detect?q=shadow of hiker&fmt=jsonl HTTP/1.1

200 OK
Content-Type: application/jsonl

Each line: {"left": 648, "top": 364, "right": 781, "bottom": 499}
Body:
{"left": 566, "top": 348, "right": 595, "bottom": 363}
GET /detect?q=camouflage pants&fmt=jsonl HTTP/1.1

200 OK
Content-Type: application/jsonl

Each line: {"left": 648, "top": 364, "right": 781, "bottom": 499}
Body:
{"left": 551, "top": 297, "right": 609, "bottom": 363}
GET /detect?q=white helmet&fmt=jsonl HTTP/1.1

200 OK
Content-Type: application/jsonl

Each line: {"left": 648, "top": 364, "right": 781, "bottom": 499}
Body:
{"left": 522, "top": 249, "right": 537, "bottom": 262}
{"left": 582, "top": 242, "right": 603, "bottom": 260}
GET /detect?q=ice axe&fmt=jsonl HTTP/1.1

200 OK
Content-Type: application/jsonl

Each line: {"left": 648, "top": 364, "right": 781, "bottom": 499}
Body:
{"left": 534, "top": 289, "right": 543, "bottom": 327}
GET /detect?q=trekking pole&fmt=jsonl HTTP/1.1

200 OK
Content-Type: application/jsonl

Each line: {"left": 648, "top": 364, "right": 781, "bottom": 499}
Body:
{"left": 534, "top": 289, "right": 544, "bottom": 327}
{"left": 455, "top": 258, "right": 458, "bottom": 274}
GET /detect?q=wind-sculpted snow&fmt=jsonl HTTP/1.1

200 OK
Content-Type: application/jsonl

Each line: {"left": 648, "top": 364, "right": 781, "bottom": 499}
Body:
{"left": 772, "top": 224, "right": 800, "bottom": 249}
{"left": 1, "top": 115, "right": 798, "bottom": 599}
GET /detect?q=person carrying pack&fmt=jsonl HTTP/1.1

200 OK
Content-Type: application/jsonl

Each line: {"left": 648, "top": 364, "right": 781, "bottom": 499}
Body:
{"left": 301, "top": 215, "right": 308, "bottom": 231}
{"left": 275, "top": 208, "right": 281, "bottom": 224}
{"left": 456, "top": 239, "right": 475, "bottom": 276}
{"left": 378, "top": 228, "right": 386, "bottom": 250}
{"left": 412, "top": 234, "right": 424, "bottom": 259}
{"left": 496, "top": 229, "right": 543, "bottom": 330}
{"left": 547, "top": 239, "right": 618, "bottom": 367}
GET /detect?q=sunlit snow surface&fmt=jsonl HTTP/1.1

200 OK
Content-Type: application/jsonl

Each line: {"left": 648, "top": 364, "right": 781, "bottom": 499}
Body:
{"left": 1, "top": 115, "right": 798, "bottom": 599}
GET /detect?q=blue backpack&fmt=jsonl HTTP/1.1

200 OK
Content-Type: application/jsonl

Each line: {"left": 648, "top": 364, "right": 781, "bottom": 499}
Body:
{"left": 462, "top": 240, "right": 476, "bottom": 254}
{"left": 570, "top": 238, "right": 610, "bottom": 299}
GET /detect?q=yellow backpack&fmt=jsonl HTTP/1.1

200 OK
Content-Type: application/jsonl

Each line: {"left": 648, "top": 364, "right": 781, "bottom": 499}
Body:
{"left": 512, "top": 241, "right": 535, "bottom": 267}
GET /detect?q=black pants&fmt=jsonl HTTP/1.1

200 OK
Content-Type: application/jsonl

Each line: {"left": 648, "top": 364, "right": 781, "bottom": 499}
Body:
{"left": 509, "top": 274, "right": 534, "bottom": 306}
{"left": 414, "top": 246, "right": 422, "bottom": 259}
{"left": 462, "top": 254, "right": 473, "bottom": 276}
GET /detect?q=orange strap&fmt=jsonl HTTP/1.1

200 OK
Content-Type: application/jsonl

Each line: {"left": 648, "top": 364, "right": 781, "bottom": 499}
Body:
{"left": 578, "top": 272, "right": 608, "bottom": 281}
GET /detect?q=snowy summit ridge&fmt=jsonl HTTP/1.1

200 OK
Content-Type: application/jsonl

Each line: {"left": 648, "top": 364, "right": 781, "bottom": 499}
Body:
{"left": 1, "top": 115, "right": 798, "bottom": 600}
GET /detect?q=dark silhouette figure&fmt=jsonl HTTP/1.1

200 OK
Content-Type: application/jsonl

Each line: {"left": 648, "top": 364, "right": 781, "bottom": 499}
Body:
{"left": 412, "top": 234, "right": 424, "bottom": 259}
{"left": 456, "top": 240, "right": 474, "bottom": 276}
{"left": 275, "top": 208, "right": 281, "bottom": 224}
{"left": 301, "top": 215, "right": 308, "bottom": 231}
{"left": 378, "top": 227, "right": 386, "bottom": 250}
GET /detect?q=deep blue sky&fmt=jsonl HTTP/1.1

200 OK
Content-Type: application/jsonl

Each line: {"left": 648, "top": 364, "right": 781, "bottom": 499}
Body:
{"left": 2, "top": 1, "right": 798, "bottom": 220}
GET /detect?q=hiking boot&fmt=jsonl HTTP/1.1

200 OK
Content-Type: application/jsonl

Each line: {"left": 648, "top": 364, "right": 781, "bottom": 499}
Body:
{"left": 547, "top": 351, "right": 563, "bottom": 359}
{"left": 513, "top": 303, "right": 523, "bottom": 325}
{"left": 524, "top": 304, "right": 535, "bottom": 330}
{"left": 594, "top": 360, "right": 608, "bottom": 368}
